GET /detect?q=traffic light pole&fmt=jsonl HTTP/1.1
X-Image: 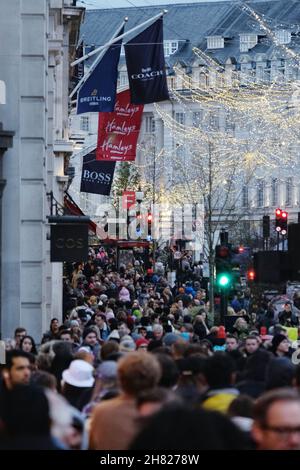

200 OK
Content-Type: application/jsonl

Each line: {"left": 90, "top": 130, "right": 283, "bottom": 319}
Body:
{"left": 220, "top": 287, "right": 228, "bottom": 326}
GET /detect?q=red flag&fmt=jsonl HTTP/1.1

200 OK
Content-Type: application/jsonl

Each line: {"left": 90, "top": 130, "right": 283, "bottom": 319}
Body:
{"left": 96, "top": 89, "right": 144, "bottom": 161}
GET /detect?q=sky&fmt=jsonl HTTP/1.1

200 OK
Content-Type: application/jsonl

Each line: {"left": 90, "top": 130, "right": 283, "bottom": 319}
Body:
{"left": 77, "top": 0, "right": 224, "bottom": 9}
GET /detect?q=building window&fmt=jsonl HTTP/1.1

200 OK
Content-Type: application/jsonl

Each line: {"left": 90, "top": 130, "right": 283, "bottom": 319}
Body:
{"left": 256, "top": 65, "right": 265, "bottom": 81}
{"left": 257, "top": 180, "right": 265, "bottom": 207}
{"left": 164, "top": 41, "right": 178, "bottom": 57}
{"left": 209, "top": 112, "right": 219, "bottom": 130}
{"left": 242, "top": 185, "right": 249, "bottom": 208}
{"left": 199, "top": 72, "right": 208, "bottom": 88}
{"left": 168, "top": 76, "right": 176, "bottom": 89}
{"left": 119, "top": 72, "right": 128, "bottom": 87}
{"left": 286, "top": 177, "right": 292, "bottom": 206}
{"left": 240, "top": 34, "right": 257, "bottom": 52}
{"left": 175, "top": 112, "right": 185, "bottom": 125}
{"left": 271, "top": 178, "right": 278, "bottom": 206}
{"left": 145, "top": 115, "right": 155, "bottom": 133}
{"left": 225, "top": 113, "right": 235, "bottom": 132}
{"left": 192, "top": 111, "right": 203, "bottom": 127}
{"left": 207, "top": 36, "right": 224, "bottom": 50}
{"left": 275, "top": 30, "right": 291, "bottom": 45}
{"left": 80, "top": 116, "right": 89, "bottom": 132}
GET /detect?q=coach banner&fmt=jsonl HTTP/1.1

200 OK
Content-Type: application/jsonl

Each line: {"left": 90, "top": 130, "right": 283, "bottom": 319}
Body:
{"left": 124, "top": 18, "right": 169, "bottom": 105}
{"left": 80, "top": 152, "right": 116, "bottom": 195}
{"left": 96, "top": 89, "right": 144, "bottom": 162}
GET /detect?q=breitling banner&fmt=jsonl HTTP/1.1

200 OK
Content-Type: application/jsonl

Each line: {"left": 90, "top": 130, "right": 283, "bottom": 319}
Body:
{"left": 124, "top": 18, "right": 169, "bottom": 105}
{"left": 77, "top": 27, "right": 124, "bottom": 115}
{"left": 96, "top": 89, "right": 144, "bottom": 162}
{"left": 80, "top": 152, "right": 116, "bottom": 195}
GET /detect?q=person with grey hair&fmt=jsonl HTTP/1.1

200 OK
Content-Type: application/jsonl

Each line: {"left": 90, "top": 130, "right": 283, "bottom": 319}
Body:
{"left": 152, "top": 324, "right": 164, "bottom": 341}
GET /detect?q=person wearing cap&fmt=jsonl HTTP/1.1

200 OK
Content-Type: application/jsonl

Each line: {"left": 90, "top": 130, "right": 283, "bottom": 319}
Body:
{"left": 135, "top": 338, "right": 149, "bottom": 351}
{"left": 89, "top": 352, "right": 161, "bottom": 450}
{"left": 61, "top": 360, "right": 95, "bottom": 411}
{"left": 119, "top": 336, "right": 136, "bottom": 354}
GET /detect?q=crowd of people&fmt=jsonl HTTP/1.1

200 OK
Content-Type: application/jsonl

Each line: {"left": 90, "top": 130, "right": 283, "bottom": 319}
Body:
{"left": 1, "top": 245, "right": 300, "bottom": 450}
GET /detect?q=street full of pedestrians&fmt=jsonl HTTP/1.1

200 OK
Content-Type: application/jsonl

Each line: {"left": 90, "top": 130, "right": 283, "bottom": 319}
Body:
{"left": 2, "top": 246, "right": 300, "bottom": 451}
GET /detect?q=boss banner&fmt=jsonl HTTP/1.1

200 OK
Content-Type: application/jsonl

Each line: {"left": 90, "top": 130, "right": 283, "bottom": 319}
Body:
{"left": 80, "top": 152, "right": 116, "bottom": 195}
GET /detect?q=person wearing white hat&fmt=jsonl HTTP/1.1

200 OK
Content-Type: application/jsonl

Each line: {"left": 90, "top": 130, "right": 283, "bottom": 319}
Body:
{"left": 61, "top": 360, "right": 95, "bottom": 411}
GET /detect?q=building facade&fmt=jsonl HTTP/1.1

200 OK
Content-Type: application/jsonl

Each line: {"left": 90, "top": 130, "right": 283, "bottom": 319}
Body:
{"left": 69, "top": 0, "right": 300, "bottom": 251}
{"left": 0, "top": 0, "right": 84, "bottom": 340}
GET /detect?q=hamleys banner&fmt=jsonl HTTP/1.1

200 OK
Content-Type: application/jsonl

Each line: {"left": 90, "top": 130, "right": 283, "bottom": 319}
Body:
{"left": 96, "top": 89, "right": 144, "bottom": 162}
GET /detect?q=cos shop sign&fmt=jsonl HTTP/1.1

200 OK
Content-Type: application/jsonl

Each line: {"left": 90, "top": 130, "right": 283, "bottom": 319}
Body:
{"left": 50, "top": 224, "right": 88, "bottom": 262}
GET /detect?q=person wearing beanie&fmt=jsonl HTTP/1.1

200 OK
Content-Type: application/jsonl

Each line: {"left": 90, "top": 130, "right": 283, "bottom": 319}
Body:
{"left": 119, "top": 336, "right": 136, "bottom": 354}
{"left": 135, "top": 338, "right": 149, "bottom": 351}
{"left": 271, "top": 334, "right": 291, "bottom": 357}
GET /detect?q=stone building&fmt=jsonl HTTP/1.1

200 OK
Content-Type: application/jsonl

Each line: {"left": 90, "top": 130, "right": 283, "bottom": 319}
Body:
{"left": 0, "top": 0, "right": 84, "bottom": 340}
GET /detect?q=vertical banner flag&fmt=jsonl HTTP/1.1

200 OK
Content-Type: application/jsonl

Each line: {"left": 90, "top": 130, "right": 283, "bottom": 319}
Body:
{"left": 80, "top": 152, "right": 116, "bottom": 195}
{"left": 96, "top": 89, "right": 144, "bottom": 162}
{"left": 71, "top": 41, "right": 84, "bottom": 95}
{"left": 77, "top": 27, "right": 124, "bottom": 114}
{"left": 124, "top": 18, "right": 169, "bottom": 104}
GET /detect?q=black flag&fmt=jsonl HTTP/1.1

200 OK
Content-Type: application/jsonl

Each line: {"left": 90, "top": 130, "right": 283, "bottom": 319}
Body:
{"left": 125, "top": 18, "right": 169, "bottom": 104}
{"left": 80, "top": 152, "right": 115, "bottom": 196}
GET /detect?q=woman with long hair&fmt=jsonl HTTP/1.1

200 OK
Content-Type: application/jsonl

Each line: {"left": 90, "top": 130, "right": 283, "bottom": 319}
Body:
{"left": 20, "top": 335, "right": 38, "bottom": 355}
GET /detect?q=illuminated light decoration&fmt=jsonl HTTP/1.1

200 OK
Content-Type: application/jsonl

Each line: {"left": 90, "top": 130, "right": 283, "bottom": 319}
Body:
{"left": 71, "top": 7, "right": 300, "bottom": 244}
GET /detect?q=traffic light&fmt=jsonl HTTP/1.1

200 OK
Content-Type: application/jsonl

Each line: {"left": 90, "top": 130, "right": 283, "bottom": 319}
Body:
{"left": 281, "top": 211, "right": 288, "bottom": 236}
{"left": 275, "top": 208, "right": 288, "bottom": 235}
{"left": 217, "top": 273, "right": 231, "bottom": 288}
{"left": 263, "top": 215, "right": 270, "bottom": 238}
{"left": 275, "top": 208, "right": 282, "bottom": 232}
{"left": 247, "top": 269, "right": 255, "bottom": 282}
{"left": 147, "top": 212, "right": 152, "bottom": 238}
{"left": 215, "top": 244, "right": 232, "bottom": 289}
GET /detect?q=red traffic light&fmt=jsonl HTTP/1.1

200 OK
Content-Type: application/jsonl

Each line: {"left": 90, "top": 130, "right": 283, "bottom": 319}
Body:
{"left": 218, "top": 246, "right": 230, "bottom": 258}
{"left": 247, "top": 269, "right": 255, "bottom": 281}
{"left": 238, "top": 246, "right": 244, "bottom": 253}
{"left": 147, "top": 214, "right": 153, "bottom": 222}
{"left": 276, "top": 208, "right": 282, "bottom": 216}
{"left": 282, "top": 211, "right": 288, "bottom": 219}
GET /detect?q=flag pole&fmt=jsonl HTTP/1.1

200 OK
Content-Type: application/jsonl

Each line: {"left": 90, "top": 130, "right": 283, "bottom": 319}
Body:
{"left": 71, "top": 10, "right": 168, "bottom": 67}
{"left": 69, "top": 19, "right": 127, "bottom": 100}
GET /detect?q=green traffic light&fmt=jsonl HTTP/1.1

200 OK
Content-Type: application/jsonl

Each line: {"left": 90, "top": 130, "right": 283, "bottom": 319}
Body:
{"left": 218, "top": 274, "right": 230, "bottom": 287}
